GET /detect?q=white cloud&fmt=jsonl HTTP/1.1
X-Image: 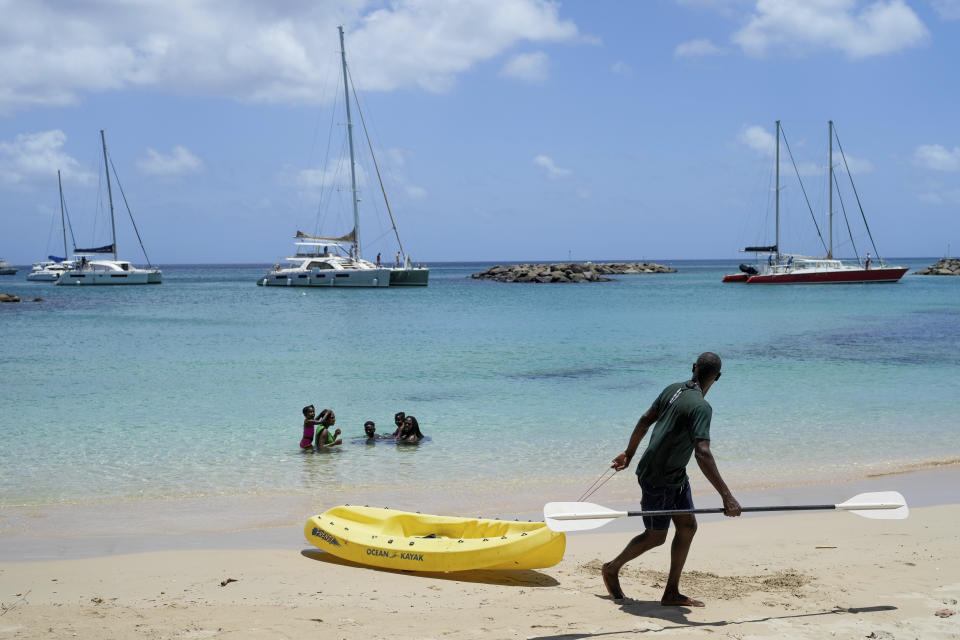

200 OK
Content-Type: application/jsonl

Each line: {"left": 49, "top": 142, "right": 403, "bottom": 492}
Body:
{"left": 674, "top": 38, "right": 725, "bottom": 58}
{"left": 932, "top": 0, "right": 960, "bottom": 20}
{"left": 738, "top": 124, "right": 776, "bottom": 156}
{"left": 137, "top": 145, "right": 204, "bottom": 176}
{"left": 918, "top": 189, "right": 960, "bottom": 205}
{"left": 834, "top": 154, "right": 874, "bottom": 175}
{"left": 0, "top": 130, "right": 94, "bottom": 186}
{"left": 611, "top": 60, "right": 632, "bottom": 75}
{"left": 533, "top": 154, "right": 571, "bottom": 179}
{"left": 500, "top": 51, "right": 550, "bottom": 82}
{"left": 295, "top": 161, "right": 368, "bottom": 190}
{"left": 294, "top": 146, "right": 426, "bottom": 200}
{"left": 912, "top": 144, "right": 960, "bottom": 172}
{"left": 732, "top": 0, "right": 929, "bottom": 58}
{"left": 0, "top": 0, "right": 581, "bottom": 115}
{"left": 405, "top": 185, "right": 428, "bottom": 198}
{"left": 738, "top": 124, "right": 875, "bottom": 178}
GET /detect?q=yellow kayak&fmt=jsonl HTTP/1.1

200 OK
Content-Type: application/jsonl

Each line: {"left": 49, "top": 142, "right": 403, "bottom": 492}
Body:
{"left": 305, "top": 506, "right": 566, "bottom": 572}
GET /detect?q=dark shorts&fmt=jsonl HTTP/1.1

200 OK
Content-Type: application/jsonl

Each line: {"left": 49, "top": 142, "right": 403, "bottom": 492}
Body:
{"left": 639, "top": 476, "right": 694, "bottom": 531}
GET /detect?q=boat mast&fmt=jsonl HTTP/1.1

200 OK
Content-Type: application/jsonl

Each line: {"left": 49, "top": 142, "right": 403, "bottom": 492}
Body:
{"left": 338, "top": 26, "right": 361, "bottom": 260}
{"left": 100, "top": 130, "right": 118, "bottom": 260}
{"left": 775, "top": 120, "right": 780, "bottom": 264}
{"left": 57, "top": 170, "right": 68, "bottom": 260}
{"left": 828, "top": 120, "right": 833, "bottom": 259}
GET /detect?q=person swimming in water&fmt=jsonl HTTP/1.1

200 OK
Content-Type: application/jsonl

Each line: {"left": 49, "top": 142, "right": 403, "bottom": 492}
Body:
{"left": 397, "top": 415, "right": 425, "bottom": 443}
{"left": 315, "top": 409, "right": 342, "bottom": 448}
{"left": 363, "top": 420, "right": 391, "bottom": 441}
{"left": 388, "top": 411, "right": 405, "bottom": 438}
{"left": 300, "top": 405, "right": 325, "bottom": 451}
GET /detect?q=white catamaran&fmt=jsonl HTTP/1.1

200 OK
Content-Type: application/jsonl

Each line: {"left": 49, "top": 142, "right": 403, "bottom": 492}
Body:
{"left": 259, "top": 26, "right": 428, "bottom": 288}
{"left": 723, "top": 121, "right": 906, "bottom": 284}
{"left": 57, "top": 131, "right": 161, "bottom": 285}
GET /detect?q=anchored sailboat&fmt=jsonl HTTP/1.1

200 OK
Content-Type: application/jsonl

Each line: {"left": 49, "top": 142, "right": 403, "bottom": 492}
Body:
{"left": 28, "top": 170, "right": 78, "bottom": 281}
{"left": 258, "top": 25, "right": 428, "bottom": 288}
{"left": 57, "top": 130, "right": 161, "bottom": 285}
{"left": 723, "top": 121, "right": 906, "bottom": 284}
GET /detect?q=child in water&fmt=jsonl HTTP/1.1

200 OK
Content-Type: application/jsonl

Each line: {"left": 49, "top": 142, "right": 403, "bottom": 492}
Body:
{"left": 389, "top": 411, "right": 405, "bottom": 438}
{"left": 315, "top": 409, "right": 342, "bottom": 449}
{"left": 300, "top": 405, "right": 324, "bottom": 450}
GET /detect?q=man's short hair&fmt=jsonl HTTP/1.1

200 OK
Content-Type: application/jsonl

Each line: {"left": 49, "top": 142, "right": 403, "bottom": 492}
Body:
{"left": 694, "top": 352, "right": 722, "bottom": 384}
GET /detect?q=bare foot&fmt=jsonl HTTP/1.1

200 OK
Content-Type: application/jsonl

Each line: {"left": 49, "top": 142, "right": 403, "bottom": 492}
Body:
{"left": 601, "top": 562, "right": 625, "bottom": 600}
{"left": 661, "top": 593, "right": 704, "bottom": 607}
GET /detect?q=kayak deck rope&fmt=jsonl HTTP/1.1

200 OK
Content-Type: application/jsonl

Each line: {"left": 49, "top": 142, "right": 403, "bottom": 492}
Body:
{"left": 577, "top": 467, "right": 618, "bottom": 502}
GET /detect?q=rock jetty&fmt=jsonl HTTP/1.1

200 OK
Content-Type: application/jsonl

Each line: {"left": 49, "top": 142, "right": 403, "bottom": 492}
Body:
{"left": 471, "top": 261, "right": 676, "bottom": 283}
{"left": 914, "top": 258, "right": 960, "bottom": 276}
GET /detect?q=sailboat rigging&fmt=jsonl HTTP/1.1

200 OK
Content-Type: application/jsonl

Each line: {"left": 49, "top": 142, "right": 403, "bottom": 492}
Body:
{"left": 57, "top": 130, "right": 162, "bottom": 285}
{"left": 258, "top": 25, "right": 428, "bottom": 288}
{"left": 27, "top": 170, "right": 78, "bottom": 281}
{"left": 723, "top": 121, "right": 907, "bottom": 284}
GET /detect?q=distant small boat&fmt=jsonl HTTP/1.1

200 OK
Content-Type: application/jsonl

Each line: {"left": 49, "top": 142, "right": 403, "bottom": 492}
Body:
{"left": 0, "top": 259, "right": 16, "bottom": 275}
{"left": 57, "top": 131, "right": 161, "bottom": 286}
{"left": 27, "top": 260, "right": 76, "bottom": 282}
{"left": 723, "top": 121, "right": 906, "bottom": 284}
{"left": 305, "top": 506, "right": 566, "bottom": 572}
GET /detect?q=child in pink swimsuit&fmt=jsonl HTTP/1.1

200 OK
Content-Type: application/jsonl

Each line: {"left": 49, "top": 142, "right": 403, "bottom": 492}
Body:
{"left": 300, "top": 405, "right": 323, "bottom": 449}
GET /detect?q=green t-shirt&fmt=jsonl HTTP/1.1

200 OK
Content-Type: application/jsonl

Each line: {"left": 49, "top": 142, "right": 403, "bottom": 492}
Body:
{"left": 635, "top": 381, "right": 713, "bottom": 487}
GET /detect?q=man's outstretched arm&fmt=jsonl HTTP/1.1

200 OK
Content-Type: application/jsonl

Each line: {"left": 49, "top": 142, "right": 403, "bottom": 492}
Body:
{"left": 694, "top": 438, "right": 741, "bottom": 516}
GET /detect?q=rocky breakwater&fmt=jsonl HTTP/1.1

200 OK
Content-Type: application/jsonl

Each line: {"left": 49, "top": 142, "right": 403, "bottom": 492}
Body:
{"left": 914, "top": 258, "right": 960, "bottom": 276}
{"left": 472, "top": 261, "right": 676, "bottom": 283}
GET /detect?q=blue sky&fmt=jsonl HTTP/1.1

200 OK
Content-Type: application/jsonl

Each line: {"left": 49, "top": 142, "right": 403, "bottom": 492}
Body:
{"left": 1, "top": 0, "right": 958, "bottom": 264}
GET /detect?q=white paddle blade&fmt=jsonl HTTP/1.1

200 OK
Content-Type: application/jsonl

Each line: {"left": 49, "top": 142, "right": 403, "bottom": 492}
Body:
{"left": 836, "top": 491, "right": 909, "bottom": 520}
{"left": 544, "top": 501, "right": 626, "bottom": 532}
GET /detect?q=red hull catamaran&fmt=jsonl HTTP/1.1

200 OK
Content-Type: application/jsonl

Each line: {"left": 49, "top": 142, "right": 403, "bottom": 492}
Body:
{"left": 723, "top": 121, "right": 906, "bottom": 285}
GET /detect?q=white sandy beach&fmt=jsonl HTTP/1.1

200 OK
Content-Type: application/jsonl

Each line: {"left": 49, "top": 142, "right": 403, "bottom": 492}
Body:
{"left": 1, "top": 469, "right": 958, "bottom": 639}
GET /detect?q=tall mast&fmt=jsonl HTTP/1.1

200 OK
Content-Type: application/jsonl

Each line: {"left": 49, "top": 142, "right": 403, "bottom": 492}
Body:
{"left": 338, "top": 25, "right": 360, "bottom": 259}
{"left": 828, "top": 120, "right": 833, "bottom": 259}
{"left": 100, "top": 130, "right": 118, "bottom": 260}
{"left": 57, "top": 170, "right": 68, "bottom": 260}
{"left": 775, "top": 120, "right": 780, "bottom": 263}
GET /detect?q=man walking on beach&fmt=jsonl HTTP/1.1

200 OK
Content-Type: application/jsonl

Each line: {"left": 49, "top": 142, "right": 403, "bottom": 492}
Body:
{"left": 602, "top": 352, "right": 741, "bottom": 606}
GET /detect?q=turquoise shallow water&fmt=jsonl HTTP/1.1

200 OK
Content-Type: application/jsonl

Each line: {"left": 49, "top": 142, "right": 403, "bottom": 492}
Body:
{"left": 1, "top": 259, "right": 958, "bottom": 514}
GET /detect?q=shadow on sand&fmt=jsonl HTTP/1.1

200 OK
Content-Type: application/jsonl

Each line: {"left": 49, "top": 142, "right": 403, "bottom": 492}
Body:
{"left": 526, "top": 599, "right": 897, "bottom": 639}
{"left": 300, "top": 548, "right": 559, "bottom": 587}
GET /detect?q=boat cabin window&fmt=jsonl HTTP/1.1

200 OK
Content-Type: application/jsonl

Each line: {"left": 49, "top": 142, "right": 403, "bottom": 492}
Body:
{"left": 307, "top": 261, "right": 334, "bottom": 270}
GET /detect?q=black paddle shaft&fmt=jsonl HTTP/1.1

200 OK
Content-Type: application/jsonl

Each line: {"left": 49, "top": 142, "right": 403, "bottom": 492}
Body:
{"left": 625, "top": 504, "right": 837, "bottom": 517}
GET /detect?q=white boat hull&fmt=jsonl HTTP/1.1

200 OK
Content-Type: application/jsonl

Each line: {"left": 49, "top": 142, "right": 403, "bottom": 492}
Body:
{"left": 26, "top": 271, "right": 61, "bottom": 282}
{"left": 258, "top": 268, "right": 390, "bottom": 287}
{"left": 57, "top": 269, "right": 162, "bottom": 285}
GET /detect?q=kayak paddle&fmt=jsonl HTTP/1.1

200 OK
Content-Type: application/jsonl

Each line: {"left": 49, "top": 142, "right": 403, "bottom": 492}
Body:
{"left": 543, "top": 491, "right": 908, "bottom": 532}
